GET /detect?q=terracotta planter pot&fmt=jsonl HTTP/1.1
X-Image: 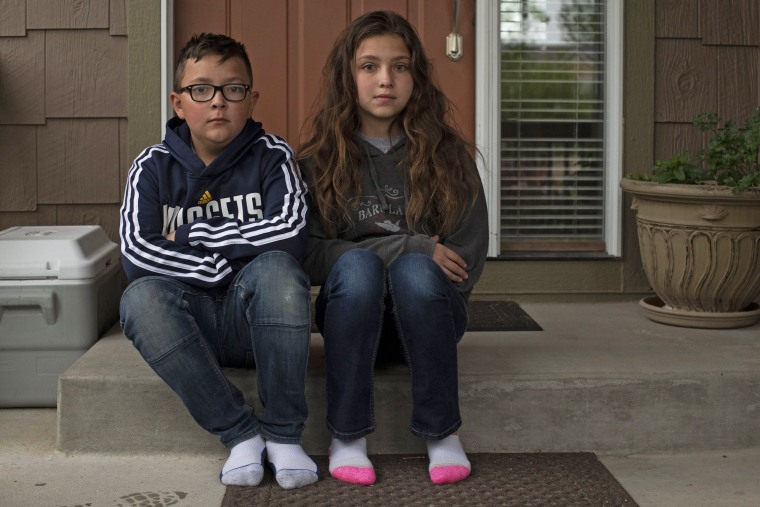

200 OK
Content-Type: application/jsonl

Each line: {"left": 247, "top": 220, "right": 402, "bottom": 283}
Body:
{"left": 620, "top": 179, "right": 760, "bottom": 328}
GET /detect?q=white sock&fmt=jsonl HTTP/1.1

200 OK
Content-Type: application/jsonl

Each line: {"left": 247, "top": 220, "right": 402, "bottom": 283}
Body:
{"left": 220, "top": 435, "right": 266, "bottom": 486}
{"left": 426, "top": 434, "right": 471, "bottom": 484}
{"left": 328, "top": 437, "right": 376, "bottom": 485}
{"left": 328, "top": 437, "right": 373, "bottom": 471}
{"left": 265, "top": 441, "right": 319, "bottom": 490}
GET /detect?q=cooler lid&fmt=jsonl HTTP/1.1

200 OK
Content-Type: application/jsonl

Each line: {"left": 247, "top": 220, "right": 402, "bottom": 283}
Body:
{"left": 0, "top": 226, "right": 119, "bottom": 280}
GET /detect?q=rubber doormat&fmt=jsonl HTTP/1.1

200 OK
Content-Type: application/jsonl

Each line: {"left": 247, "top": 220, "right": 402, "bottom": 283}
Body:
{"left": 221, "top": 453, "right": 637, "bottom": 507}
{"left": 465, "top": 300, "right": 542, "bottom": 331}
{"left": 311, "top": 300, "right": 542, "bottom": 333}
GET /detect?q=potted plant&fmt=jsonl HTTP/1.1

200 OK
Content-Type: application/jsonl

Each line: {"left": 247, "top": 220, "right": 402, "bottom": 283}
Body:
{"left": 621, "top": 108, "right": 760, "bottom": 329}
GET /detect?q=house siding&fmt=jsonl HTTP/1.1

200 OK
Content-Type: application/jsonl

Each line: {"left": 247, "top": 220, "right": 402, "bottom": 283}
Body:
{"left": 0, "top": 0, "right": 126, "bottom": 241}
{"left": 654, "top": 0, "right": 760, "bottom": 161}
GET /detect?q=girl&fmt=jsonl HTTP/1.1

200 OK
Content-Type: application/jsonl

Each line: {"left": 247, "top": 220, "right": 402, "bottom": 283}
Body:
{"left": 299, "top": 11, "right": 489, "bottom": 486}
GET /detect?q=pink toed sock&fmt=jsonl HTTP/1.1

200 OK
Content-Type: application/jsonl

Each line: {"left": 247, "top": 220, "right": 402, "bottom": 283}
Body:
{"left": 328, "top": 437, "right": 376, "bottom": 485}
{"left": 427, "top": 435, "right": 471, "bottom": 485}
{"left": 429, "top": 465, "right": 471, "bottom": 485}
{"left": 330, "top": 465, "right": 377, "bottom": 485}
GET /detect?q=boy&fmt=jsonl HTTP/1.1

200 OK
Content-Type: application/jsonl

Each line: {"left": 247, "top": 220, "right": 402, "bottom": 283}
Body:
{"left": 119, "top": 33, "right": 317, "bottom": 490}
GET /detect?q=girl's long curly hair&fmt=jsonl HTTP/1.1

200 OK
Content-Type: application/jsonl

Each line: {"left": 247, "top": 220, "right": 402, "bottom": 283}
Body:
{"left": 298, "top": 10, "right": 480, "bottom": 237}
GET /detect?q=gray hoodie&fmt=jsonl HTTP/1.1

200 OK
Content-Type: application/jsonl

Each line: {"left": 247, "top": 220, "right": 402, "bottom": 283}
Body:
{"left": 302, "top": 137, "right": 489, "bottom": 300}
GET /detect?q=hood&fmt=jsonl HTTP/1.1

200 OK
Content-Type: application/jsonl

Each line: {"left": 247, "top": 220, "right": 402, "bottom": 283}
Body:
{"left": 357, "top": 135, "right": 407, "bottom": 160}
{"left": 356, "top": 135, "right": 408, "bottom": 196}
{"left": 163, "top": 116, "right": 264, "bottom": 179}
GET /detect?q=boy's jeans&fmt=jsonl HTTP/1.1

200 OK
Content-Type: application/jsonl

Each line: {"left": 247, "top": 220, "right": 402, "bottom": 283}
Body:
{"left": 120, "top": 251, "right": 311, "bottom": 448}
{"left": 315, "top": 249, "right": 468, "bottom": 441}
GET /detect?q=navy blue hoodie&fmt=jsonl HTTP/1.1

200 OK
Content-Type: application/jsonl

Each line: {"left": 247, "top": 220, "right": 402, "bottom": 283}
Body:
{"left": 120, "top": 117, "right": 308, "bottom": 288}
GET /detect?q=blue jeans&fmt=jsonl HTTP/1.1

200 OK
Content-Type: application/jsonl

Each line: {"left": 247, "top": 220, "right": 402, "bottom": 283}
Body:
{"left": 315, "top": 249, "right": 468, "bottom": 441}
{"left": 119, "top": 251, "right": 311, "bottom": 448}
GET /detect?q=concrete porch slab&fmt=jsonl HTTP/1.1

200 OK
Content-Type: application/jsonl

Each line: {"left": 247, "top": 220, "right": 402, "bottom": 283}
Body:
{"left": 57, "top": 301, "right": 760, "bottom": 456}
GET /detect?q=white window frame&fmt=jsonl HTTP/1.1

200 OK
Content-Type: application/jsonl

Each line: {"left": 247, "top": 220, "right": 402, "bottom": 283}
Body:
{"left": 161, "top": 0, "right": 175, "bottom": 132}
{"left": 475, "top": 0, "right": 623, "bottom": 258}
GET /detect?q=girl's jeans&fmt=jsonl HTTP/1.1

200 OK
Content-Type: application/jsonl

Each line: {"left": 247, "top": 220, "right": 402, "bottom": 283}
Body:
{"left": 119, "top": 251, "right": 311, "bottom": 448}
{"left": 315, "top": 249, "right": 468, "bottom": 441}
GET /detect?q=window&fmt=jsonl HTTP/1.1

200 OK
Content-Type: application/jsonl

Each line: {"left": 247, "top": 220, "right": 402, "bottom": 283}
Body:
{"left": 476, "top": 0, "right": 622, "bottom": 258}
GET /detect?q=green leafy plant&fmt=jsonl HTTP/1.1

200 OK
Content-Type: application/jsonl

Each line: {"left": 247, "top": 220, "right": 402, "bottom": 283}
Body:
{"left": 651, "top": 151, "right": 706, "bottom": 184}
{"left": 633, "top": 108, "right": 760, "bottom": 193}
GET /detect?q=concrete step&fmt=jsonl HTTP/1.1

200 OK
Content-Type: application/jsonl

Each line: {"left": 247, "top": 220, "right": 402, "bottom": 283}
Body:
{"left": 56, "top": 301, "right": 760, "bottom": 456}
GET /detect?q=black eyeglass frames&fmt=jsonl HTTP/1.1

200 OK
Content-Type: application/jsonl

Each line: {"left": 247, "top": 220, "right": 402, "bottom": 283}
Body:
{"left": 178, "top": 83, "right": 251, "bottom": 102}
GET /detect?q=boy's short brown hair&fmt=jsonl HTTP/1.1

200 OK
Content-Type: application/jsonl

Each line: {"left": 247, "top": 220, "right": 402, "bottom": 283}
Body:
{"left": 174, "top": 33, "right": 253, "bottom": 90}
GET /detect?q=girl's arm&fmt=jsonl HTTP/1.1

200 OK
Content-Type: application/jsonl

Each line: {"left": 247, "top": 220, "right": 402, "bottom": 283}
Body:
{"left": 435, "top": 169, "right": 490, "bottom": 296}
{"left": 303, "top": 216, "right": 435, "bottom": 286}
{"left": 303, "top": 165, "right": 489, "bottom": 293}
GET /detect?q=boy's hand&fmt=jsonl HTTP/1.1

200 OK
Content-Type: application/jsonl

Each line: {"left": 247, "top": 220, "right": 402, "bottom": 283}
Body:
{"left": 166, "top": 231, "right": 176, "bottom": 241}
{"left": 431, "top": 236, "right": 468, "bottom": 283}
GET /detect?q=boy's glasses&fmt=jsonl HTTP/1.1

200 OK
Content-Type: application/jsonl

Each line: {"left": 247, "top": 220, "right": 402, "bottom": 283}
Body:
{"left": 178, "top": 83, "right": 251, "bottom": 102}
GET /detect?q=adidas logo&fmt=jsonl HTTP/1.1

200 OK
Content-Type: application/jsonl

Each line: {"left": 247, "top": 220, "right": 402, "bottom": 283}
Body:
{"left": 197, "top": 190, "right": 212, "bottom": 205}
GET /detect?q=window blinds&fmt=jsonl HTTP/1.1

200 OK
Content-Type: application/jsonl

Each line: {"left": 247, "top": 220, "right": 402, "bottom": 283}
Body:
{"left": 500, "top": 0, "right": 606, "bottom": 252}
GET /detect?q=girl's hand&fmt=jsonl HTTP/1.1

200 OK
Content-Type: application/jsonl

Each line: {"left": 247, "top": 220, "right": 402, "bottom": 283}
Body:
{"left": 166, "top": 231, "right": 176, "bottom": 241}
{"left": 431, "top": 236, "right": 468, "bottom": 283}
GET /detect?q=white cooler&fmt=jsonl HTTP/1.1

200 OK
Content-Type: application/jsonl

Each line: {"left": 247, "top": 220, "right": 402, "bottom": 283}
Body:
{"left": 0, "top": 226, "right": 122, "bottom": 407}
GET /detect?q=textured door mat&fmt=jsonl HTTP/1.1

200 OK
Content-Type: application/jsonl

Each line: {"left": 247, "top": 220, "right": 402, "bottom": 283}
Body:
{"left": 221, "top": 453, "right": 637, "bottom": 507}
{"left": 311, "top": 300, "right": 541, "bottom": 332}
{"left": 465, "top": 300, "right": 542, "bottom": 331}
